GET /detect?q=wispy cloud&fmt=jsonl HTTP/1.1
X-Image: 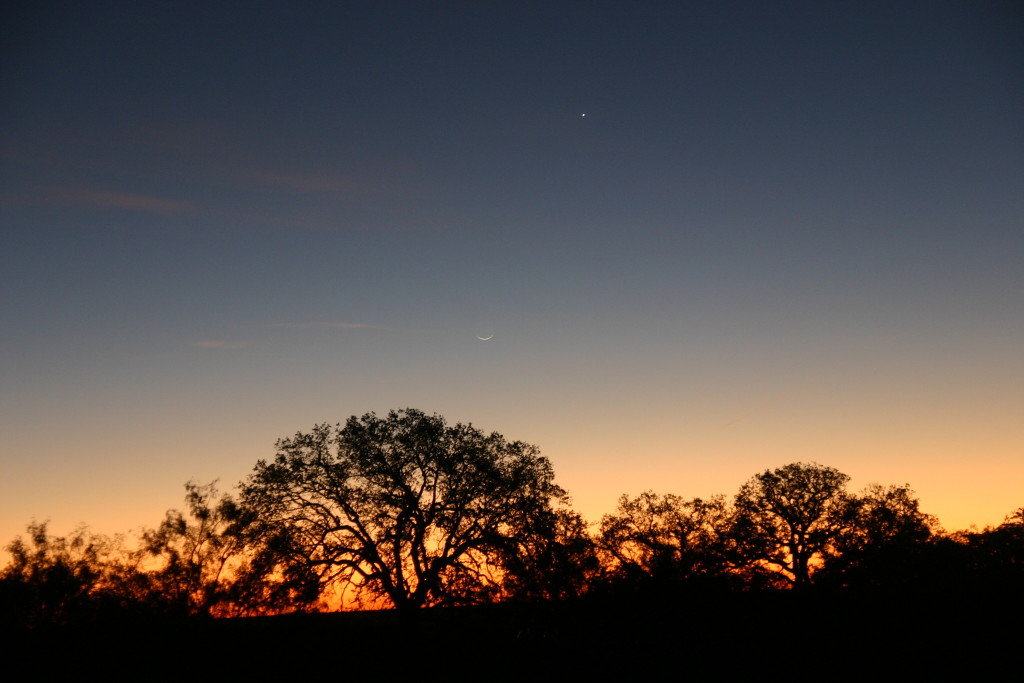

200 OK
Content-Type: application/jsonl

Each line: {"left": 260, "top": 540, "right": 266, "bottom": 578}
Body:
{"left": 272, "top": 322, "right": 381, "bottom": 330}
{"left": 195, "top": 340, "right": 249, "bottom": 349}
{"left": 252, "top": 171, "right": 374, "bottom": 196}
{"left": 48, "top": 186, "right": 195, "bottom": 213}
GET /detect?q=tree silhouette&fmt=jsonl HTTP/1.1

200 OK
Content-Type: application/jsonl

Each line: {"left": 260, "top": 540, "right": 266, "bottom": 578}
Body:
{"left": 0, "top": 522, "right": 128, "bottom": 626}
{"left": 598, "top": 491, "right": 733, "bottom": 588}
{"left": 731, "top": 462, "right": 854, "bottom": 588}
{"left": 142, "top": 482, "right": 247, "bottom": 615}
{"left": 817, "top": 483, "right": 937, "bottom": 588}
{"left": 962, "top": 507, "right": 1024, "bottom": 591}
{"left": 142, "top": 481, "right": 320, "bottom": 617}
{"left": 498, "top": 508, "right": 601, "bottom": 601}
{"left": 241, "top": 408, "right": 569, "bottom": 610}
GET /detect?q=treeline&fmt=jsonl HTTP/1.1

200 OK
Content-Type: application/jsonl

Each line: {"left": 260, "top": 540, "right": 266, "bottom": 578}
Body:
{"left": 3, "top": 409, "right": 1022, "bottom": 628}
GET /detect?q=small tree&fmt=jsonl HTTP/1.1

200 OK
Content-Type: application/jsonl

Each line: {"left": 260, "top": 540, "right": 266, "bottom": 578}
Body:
{"left": 242, "top": 408, "right": 569, "bottom": 610}
{"left": 818, "top": 483, "right": 937, "bottom": 588}
{"left": 143, "top": 481, "right": 321, "bottom": 616}
{"left": 599, "top": 491, "right": 732, "bottom": 587}
{"left": 499, "top": 508, "right": 601, "bottom": 601}
{"left": 143, "top": 482, "right": 244, "bottom": 615}
{"left": 0, "top": 522, "right": 124, "bottom": 626}
{"left": 963, "top": 507, "right": 1024, "bottom": 590}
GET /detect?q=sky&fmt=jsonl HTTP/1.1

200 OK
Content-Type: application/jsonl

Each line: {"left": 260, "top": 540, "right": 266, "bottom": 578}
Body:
{"left": 2, "top": 1, "right": 1022, "bottom": 549}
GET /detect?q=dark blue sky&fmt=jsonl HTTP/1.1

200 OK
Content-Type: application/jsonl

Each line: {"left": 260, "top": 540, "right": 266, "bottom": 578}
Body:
{"left": 2, "top": 1, "right": 1022, "bottom": 540}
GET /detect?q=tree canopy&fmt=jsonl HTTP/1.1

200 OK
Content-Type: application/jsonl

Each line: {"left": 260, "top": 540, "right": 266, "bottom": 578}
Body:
{"left": 241, "top": 408, "right": 569, "bottom": 609}
{"left": 731, "top": 462, "right": 854, "bottom": 588}
{"left": 2, "top": 411, "right": 1020, "bottom": 626}
{"left": 598, "top": 491, "right": 732, "bottom": 586}
{"left": 141, "top": 481, "right": 321, "bottom": 617}
{"left": 0, "top": 522, "right": 115, "bottom": 627}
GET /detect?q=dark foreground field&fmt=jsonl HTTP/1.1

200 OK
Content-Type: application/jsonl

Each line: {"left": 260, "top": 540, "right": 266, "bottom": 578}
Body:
{"left": 9, "top": 590, "right": 1019, "bottom": 679}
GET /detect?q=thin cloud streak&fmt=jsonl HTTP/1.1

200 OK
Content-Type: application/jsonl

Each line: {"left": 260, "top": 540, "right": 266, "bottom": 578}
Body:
{"left": 194, "top": 340, "right": 249, "bottom": 350}
{"left": 251, "top": 171, "right": 375, "bottom": 196}
{"left": 272, "top": 322, "right": 382, "bottom": 330}
{"left": 47, "top": 186, "right": 195, "bottom": 213}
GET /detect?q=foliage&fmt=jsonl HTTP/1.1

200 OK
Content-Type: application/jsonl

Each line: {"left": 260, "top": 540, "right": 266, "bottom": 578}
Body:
{"left": 846, "top": 483, "right": 937, "bottom": 547}
{"left": 142, "top": 481, "right": 241, "bottom": 615}
{"left": 241, "top": 408, "right": 570, "bottom": 609}
{"left": 961, "top": 507, "right": 1024, "bottom": 590}
{"left": 142, "top": 481, "right": 321, "bottom": 617}
{"left": 817, "top": 483, "right": 937, "bottom": 588}
{"left": 731, "top": 462, "right": 855, "bottom": 588}
{"left": 598, "top": 491, "right": 733, "bottom": 587}
{"left": 5, "top": 424, "right": 1015, "bottom": 622}
{"left": 499, "top": 508, "right": 602, "bottom": 601}
{"left": 0, "top": 522, "right": 129, "bottom": 627}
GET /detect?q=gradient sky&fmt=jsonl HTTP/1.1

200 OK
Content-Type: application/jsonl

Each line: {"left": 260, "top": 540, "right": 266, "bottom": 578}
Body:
{"left": 2, "top": 1, "right": 1022, "bottom": 549}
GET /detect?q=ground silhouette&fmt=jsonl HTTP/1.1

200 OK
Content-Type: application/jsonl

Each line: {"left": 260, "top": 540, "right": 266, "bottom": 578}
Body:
{"left": 3, "top": 410, "right": 1022, "bottom": 676}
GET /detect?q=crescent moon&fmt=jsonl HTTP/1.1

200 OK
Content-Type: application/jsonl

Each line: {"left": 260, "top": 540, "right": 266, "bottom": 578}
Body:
{"left": 476, "top": 334, "right": 494, "bottom": 341}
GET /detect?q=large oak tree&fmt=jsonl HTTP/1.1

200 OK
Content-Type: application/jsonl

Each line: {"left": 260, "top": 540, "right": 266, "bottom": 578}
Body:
{"left": 731, "top": 462, "right": 854, "bottom": 588}
{"left": 242, "top": 408, "right": 569, "bottom": 609}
